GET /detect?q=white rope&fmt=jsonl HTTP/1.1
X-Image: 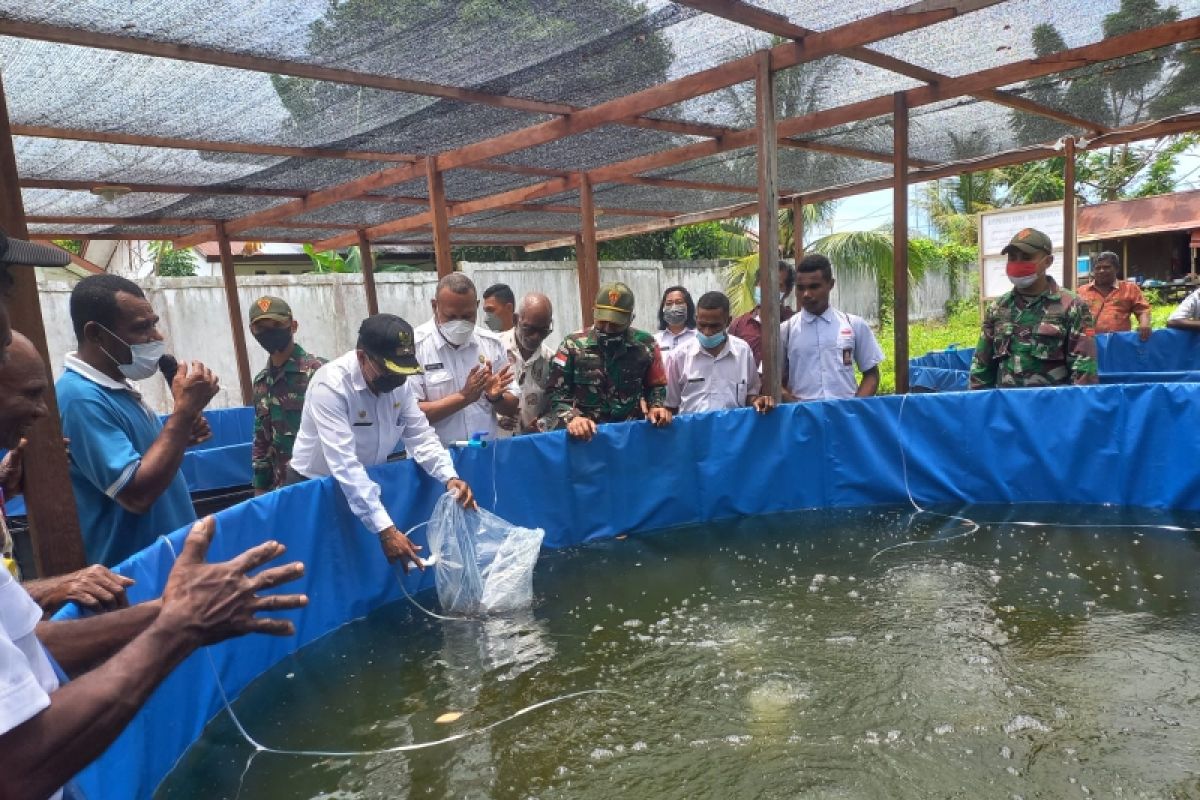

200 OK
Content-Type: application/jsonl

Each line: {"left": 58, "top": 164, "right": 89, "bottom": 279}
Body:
{"left": 871, "top": 392, "right": 1200, "bottom": 562}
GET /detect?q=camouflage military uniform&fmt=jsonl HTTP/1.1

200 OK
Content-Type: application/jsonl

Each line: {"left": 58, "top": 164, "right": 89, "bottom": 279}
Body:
{"left": 970, "top": 279, "right": 1097, "bottom": 389}
{"left": 543, "top": 328, "right": 668, "bottom": 428}
{"left": 251, "top": 344, "right": 326, "bottom": 490}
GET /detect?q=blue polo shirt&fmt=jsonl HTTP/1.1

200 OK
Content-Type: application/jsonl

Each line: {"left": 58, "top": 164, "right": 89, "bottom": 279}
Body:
{"left": 55, "top": 355, "right": 195, "bottom": 567}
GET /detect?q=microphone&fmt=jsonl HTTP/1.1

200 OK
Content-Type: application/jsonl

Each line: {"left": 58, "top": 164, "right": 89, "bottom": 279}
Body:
{"left": 158, "top": 354, "right": 179, "bottom": 386}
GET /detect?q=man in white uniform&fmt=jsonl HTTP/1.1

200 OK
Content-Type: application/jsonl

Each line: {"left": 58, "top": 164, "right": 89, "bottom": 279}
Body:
{"left": 497, "top": 292, "right": 556, "bottom": 436}
{"left": 289, "top": 314, "right": 474, "bottom": 570}
{"left": 781, "top": 253, "right": 884, "bottom": 401}
{"left": 412, "top": 274, "right": 519, "bottom": 446}
{"left": 666, "top": 291, "right": 774, "bottom": 416}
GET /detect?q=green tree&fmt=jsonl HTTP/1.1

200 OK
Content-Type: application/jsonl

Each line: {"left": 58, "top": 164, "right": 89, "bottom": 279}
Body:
{"left": 149, "top": 241, "right": 198, "bottom": 277}
{"left": 723, "top": 228, "right": 942, "bottom": 320}
{"left": 273, "top": 0, "right": 674, "bottom": 139}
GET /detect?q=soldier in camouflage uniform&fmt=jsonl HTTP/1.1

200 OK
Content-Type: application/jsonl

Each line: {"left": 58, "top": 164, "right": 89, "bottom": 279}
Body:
{"left": 249, "top": 296, "right": 326, "bottom": 493}
{"left": 970, "top": 228, "right": 1098, "bottom": 389}
{"left": 543, "top": 282, "right": 672, "bottom": 441}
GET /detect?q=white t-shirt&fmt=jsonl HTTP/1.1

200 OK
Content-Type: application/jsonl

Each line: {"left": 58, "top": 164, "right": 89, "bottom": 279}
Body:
{"left": 1168, "top": 288, "right": 1200, "bottom": 321}
{"left": 410, "top": 321, "right": 518, "bottom": 445}
{"left": 781, "top": 306, "right": 884, "bottom": 400}
{"left": 0, "top": 569, "right": 62, "bottom": 799}
{"left": 666, "top": 335, "right": 760, "bottom": 414}
{"left": 654, "top": 327, "right": 697, "bottom": 360}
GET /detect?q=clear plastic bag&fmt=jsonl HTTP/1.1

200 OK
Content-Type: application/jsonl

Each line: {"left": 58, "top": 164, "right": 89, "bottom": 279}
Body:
{"left": 425, "top": 492, "right": 545, "bottom": 614}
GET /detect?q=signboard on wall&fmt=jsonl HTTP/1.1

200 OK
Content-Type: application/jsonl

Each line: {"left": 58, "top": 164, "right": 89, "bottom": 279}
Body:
{"left": 978, "top": 202, "right": 1070, "bottom": 300}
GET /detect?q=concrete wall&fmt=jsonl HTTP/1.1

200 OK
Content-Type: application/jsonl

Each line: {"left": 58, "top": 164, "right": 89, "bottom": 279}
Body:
{"left": 35, "top": 260, "right": 967, "bottom": 413}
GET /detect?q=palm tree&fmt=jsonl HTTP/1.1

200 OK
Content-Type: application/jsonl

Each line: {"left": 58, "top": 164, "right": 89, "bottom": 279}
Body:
{"left": 725, "top": 227, "right": 940, "bottom": 319}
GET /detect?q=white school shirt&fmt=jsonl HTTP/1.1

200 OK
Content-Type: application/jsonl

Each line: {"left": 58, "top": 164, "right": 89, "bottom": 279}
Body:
{"left": 410, "top": 321, "right": 518, "bottom": 446}
{"left": 666, "top": 334, "right": 760, "bottom": 414}
{"left": 496, "top": 329, "right": 555, "bottom": 437}
{"left": 0, "top": 570, "right": 62, "bottom": 799}
{"left": 1168, "top": 288, "right": 1200, "bottom": 321}
{"left": 290, "top": 352, "right": 457, "bottom": 534}
{"left": 781, "top": 306, "right": 884, "bottom": 400}
{"left": 654, "top": 326, "right": 697, "bottom": 360}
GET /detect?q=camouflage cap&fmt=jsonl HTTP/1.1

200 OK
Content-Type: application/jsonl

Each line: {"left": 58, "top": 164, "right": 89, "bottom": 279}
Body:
{"left": 1002, "top": 228, "right": 1053, "bottom": 257}
{"left": 249, "top": 295, "right": 293, "bottom": 324}
{"left": 357, "top": 313, "right": 422, "bottom": 375}
{"left": 594, "top": 282, "right": 634, "bottom": 325}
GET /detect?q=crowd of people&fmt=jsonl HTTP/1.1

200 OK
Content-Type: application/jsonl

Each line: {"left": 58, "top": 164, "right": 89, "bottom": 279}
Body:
{"left": 0, "top": 221, "right": 1198, "bottom": 796}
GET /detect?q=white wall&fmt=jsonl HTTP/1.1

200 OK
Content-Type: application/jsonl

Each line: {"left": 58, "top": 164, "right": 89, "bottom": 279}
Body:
{"left": 36, "top": 260, "right": 967, "bottom": 413}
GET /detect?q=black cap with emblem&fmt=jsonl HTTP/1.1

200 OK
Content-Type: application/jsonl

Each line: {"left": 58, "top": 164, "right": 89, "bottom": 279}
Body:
{"left": 357, "top": 314, "right": 422, "bottom": 375}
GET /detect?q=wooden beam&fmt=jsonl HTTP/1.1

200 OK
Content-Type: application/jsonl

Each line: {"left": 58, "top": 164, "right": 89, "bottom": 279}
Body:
{"left": 1063, "top": 136, "right": 1077, "bottom": 291}
{"left": 523, "top": 109, "right": 1200, "bottom": 253}
{"left": 192, "top": 0, "right": 1001, "bottom": 241}
{"left": 448, "top": 226, "right": 578, "bottom": 236}
{"left": 780, "top": 137, "right": 935, "bottom": 168}
{"left": 0, "top": 73, "right": 86, "bottom": 575}
{"left": 892, "top": 92, "right": 910, "bottom": 395}
{"left": 11, "top": 124, "right": 419, "bottom": 163}
{"left": 607, "top": 175, "right": 760, "bottom": 194}
{"left": 578, "top": 175, "right": 600, "bottom": 330}
{"left": 526, "top": 202, "right": 759, "bottom": 251}
{"left": 216, "top": 224, "right": 254, "bottom": 406}
{"left": 756, "top": 50, "right": 782, "bottom": 403}
{"left": 21, "top": 177, "right": 307, "bottom": 199}
{"left": 676, "top": 0, "right": 1110, "bottom": 136}
{"left": 426, "top": 158, "right": 453, "bottom": 278}
{"left": 357, "top": 229, "right": 380, "bottom": 316}
{"left": 24, "top": 215, "right": 360, "bottom": 231}
{"left": 505, "top": 203, "right": 679, "bottom": 218}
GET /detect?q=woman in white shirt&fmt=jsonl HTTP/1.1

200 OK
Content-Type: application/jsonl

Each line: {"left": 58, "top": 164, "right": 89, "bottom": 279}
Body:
{"left": 654, "top": 285, "right": 698, "bottom": 358}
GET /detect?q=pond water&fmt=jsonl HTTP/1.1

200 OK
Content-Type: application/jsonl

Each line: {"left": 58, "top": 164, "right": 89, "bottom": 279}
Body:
{"left": 157, "top": 504, "right": 1200, "bottom": 799}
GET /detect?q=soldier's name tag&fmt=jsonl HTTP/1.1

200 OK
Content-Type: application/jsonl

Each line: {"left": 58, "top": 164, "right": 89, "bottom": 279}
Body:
{"left": 842, "top": 348, "right": 853, "bottom": 367}
{"left": 423, "top": 362, "right": 444, "bottom": 371}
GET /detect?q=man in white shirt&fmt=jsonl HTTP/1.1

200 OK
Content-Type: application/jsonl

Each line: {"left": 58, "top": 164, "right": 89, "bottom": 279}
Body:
{"left": 411, "top": 274, "right": 519, "bottom": 446}
{"left": 497, "top": 292, "right": 556, "bottom": 436}
{"left": 666, "top": 291, "right": 775, "bottom": 416}
{"left": 289, "top": 314, "right": 475, "bottom": 570}
{"left": 1167, "top": 287, "right": 1200, "bottom": 332}
{"left": 781, "top": 254, "right": 884, "bottom": 401}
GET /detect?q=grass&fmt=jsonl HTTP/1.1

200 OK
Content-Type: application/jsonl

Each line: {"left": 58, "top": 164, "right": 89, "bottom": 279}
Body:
{"left": 872, "top": 299, "right": 1178, "bottom": 396}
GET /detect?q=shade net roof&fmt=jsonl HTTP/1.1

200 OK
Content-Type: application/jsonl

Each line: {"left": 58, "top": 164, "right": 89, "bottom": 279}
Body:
{"left": 1, "top": 0, "right": 1197, "bottom": 244}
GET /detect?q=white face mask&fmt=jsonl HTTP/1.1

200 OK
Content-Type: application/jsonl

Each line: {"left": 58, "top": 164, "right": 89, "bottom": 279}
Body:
{"left": 438, "top": 319, "right": 475, "bottom": 347}
{"left": 1008, "top": 274, "right": 1038, "bottom": 290}
{"left": 97, "top": 324, "right": 166, "bottom": 381}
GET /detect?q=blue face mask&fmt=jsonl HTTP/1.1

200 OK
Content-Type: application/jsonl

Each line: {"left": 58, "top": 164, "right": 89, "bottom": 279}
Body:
{"left": 752, "top": 286, "right": 761, "bottom": 306}
{"left": 697, "top": 330, "right": 726, "bottom": 349}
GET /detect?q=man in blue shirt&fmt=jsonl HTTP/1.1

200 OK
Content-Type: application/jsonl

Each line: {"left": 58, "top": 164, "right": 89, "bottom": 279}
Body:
{"left": 56, "top": 275, "right": 220, "bottom": 566}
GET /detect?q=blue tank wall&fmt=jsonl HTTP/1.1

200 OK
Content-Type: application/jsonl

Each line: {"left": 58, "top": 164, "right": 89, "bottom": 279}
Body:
{"left": 63, "top": 382, "right": 1200, "bottom": 799}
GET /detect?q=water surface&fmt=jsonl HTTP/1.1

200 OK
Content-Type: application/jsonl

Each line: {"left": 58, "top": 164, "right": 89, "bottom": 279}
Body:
{"left": 158, "top": 504, "right": 1200, "bottom": 799}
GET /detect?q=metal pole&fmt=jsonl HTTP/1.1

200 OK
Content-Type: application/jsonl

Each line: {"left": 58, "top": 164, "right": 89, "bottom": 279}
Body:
{"left": 0, "top": 72, "right": 86, "bottom": 574}
{"left": 1063, "top": 136, "right": 1077, "bottom": 291}
{"left": 357, "top": 229, "right": 379, "bottom": 316}
{"left": 216, "top": 224, "right": 253, "bottom": 406}
{"left": 892, "top": 92, "right": 910, "bottom": 394}
{"left": 755, "top": 50, "right": 782, "bottom": 402}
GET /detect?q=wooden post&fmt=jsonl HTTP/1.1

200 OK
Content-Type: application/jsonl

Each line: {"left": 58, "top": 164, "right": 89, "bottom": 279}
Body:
{"left": 0, "top": 76, "right": 86, "bottom": 575}
{"left": 357, "top": 229, "right": 379, "bottom": 316}
{"left": 1063, "top": 136, "right": 1077, "bottom": 291}
{"left": 892, "top": 91, "right": 910, "bottom": 395}
{"left": 426, "top": 157, "right": 453, "bottom": 278}
{"left": 578, "top": 175, "right": 600, "bottom": 330}
{"left": 216, "top": 224, "right": 253, "bottom": 406}
{"left": 791, "top": 197, "right": 804, "bottom": 264}
{"left": 755, "top": 50, "right": 782, "bottom": 402}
